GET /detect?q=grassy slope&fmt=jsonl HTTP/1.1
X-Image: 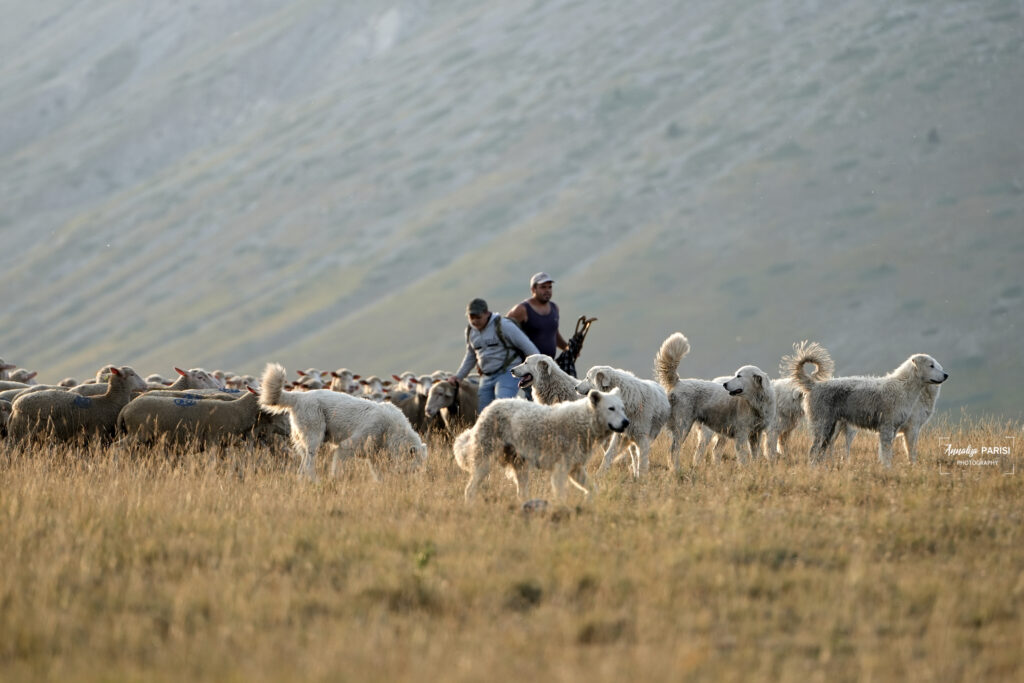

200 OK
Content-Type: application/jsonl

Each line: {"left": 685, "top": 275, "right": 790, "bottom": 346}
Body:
{"left": 0, "top": 1, "right": 1021, "bottom": 416}
{"left": 1, "top": 420, "right": 1021, "bottom": 682}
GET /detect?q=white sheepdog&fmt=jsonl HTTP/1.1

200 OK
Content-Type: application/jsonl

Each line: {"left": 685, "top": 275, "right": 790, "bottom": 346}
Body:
{"left": 654, "top": 333, "right": 776, "bottom": 468}
{"left": 452, "top": 388, "right": 629, "bottom": 501}
{"left": 785, "top": 342, "right": 948, "bottom": 465}
{"left": 259, "top": 363, "right": 426, "bottom": 480}
{"left": 509, "top": 354, "right": 580, "bottom": 405}
{"left": 574, "top": 365, "right": 671, "bottom": 478}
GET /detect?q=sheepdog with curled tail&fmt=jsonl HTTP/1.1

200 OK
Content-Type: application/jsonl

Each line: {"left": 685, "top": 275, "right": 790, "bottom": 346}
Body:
{"left": 259, "top": 363, "right": 426, "bottom": 481}
{"left": 452, "top": 388, "right": 629, "bottom": 502}
{"left": 785, "top": 342, "right": 948, "bottom": 466}
{"left": 654, "top": 333, "right": 776, "bottom": 469}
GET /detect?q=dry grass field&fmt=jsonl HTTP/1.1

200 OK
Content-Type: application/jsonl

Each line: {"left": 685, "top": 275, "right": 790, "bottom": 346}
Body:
{"left": 1, "top": 416, "right": 1021, "bottom": 682}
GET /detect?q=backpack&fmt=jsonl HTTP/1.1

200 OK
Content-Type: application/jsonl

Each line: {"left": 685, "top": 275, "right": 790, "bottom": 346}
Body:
{"left": 466, "top": 315, "right": 525, "bottom": 375}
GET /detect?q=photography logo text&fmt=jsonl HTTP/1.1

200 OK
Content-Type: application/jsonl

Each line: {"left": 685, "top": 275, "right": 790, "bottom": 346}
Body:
{"left": 939, "top": 436, "right": 1016, "bottom": 475}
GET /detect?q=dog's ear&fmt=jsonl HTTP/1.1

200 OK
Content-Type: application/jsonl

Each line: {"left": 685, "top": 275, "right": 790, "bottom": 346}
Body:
{"left": 588, "top": 389, "right": 601, "bottom": 406}
{"left": 753, "top": 373, "right": 762, "bottom": 386}
{"left": 539, "top": 358, "right": 551, "bottom": 376}
{"left": 594, "top": 370, "right": 605, "bottom": 388}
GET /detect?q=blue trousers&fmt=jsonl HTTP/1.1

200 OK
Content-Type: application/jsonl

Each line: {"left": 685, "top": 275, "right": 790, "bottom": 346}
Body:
{"left": 477, "top": 369, "right": 520, "bottom": 413}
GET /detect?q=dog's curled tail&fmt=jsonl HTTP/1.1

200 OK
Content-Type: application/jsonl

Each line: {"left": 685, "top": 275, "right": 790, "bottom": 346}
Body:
{"left": 784, "top": 341, "right": 835, "bottom": 393}
{"left": 258, "top": 362, "right": 294, "bottom": 415}
{"left": 654, "top": 332, "right": 690, "bottom": 391}
{"left": 453, "top": 429, "right": 473, "bottom": 472}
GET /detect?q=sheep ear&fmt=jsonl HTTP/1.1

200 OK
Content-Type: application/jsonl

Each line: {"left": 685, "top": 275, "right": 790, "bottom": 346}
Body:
{"left": 175, "top": 367, "right": 187, "bottom": 376}
{"left": 247, "top": 386, "right": 258, "bottom": 395}
{"left": 352, "top": 374, "right": 361, "bottom": 380}
{"left": 110, "top": 367, "right": 121, "bottom": 377}
{"left": 392, "top": 374, "right": 402, "bottom": 381}
{"left": 409, "top": 377, "right": 419, "bottom": 384}
{"left": 588, "top": 390, "right": 601, "bottom": 406}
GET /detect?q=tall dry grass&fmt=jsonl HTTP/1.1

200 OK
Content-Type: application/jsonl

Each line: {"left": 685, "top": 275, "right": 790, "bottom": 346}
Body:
{"left": 1, "top": 417, "right": 1021, "bottom": 682}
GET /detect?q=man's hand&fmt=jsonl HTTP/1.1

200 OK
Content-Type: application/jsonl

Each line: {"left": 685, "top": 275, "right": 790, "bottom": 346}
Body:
{"left": 447, "top": 376, "right": 459, "bottom": 385}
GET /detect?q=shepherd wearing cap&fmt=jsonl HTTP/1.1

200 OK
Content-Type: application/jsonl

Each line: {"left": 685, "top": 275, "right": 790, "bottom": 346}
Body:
{"left": 506, "top": 272, "right": 569, "bottom": 361}
{"left": 449, "top": 298, "right": 540, "bottom": 412}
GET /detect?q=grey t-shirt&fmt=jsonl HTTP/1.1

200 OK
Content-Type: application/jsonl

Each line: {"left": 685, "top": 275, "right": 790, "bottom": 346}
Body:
{"left": 455, "top": 313, "right": 540, "bottom": 379}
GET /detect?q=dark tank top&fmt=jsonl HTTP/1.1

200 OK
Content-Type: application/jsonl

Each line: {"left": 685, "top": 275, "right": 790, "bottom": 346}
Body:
{"left": 520, "top": 300, "right": 559, "bottom": 358}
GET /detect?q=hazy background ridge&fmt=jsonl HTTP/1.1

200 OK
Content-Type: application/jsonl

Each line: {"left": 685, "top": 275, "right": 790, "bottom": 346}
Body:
{"left": 1, "top": 0, "right": 1021, "bottom": 417}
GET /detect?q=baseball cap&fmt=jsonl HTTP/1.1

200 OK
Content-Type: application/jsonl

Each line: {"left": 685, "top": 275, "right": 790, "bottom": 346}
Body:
{"left": 467, "top": 298, "right": 489, "bottom": 315}
{"left": 530, "top": 272, "right": 554, "bottom": 288}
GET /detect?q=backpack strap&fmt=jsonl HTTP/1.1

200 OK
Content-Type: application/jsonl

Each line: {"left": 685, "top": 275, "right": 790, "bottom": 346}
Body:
{"left": 493, "top": 316, "right": 525, "bottom": 370}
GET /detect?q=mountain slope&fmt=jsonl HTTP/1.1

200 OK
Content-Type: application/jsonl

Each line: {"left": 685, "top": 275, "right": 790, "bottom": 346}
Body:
{"left": 1, "top": 0, "right": 1021, "bottom": 417}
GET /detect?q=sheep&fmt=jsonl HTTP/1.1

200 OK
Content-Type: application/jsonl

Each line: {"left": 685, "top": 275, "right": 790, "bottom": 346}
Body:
{"left": 0, "top": 358, "right": 17, "bottom": 381}
{"left": 9, "top": 369, "right": 38, "bottom": 385}
{"left": 71, "top": 367, "right": 149, "bottom": 396}
{"left": 0, "top": 381, "right": 32, "bottom": 392}
{"left": 146, "top": 367, "right": 223, "bottom": 391}
{"left": 0, "top": 388, "right": 31, "bottom": 403}
{"left": 0, "top": 399, "right": 11, "bottom": 437}
{"left": 296, "top": 368, "right": 327, "bottom": 390}
{"left": 225, "top": 374, "right": 257, "bottom": 390}
{"left": 424, "top": 379, "right": 480, "bottom": 433}
{"left": 391, "top": 372, "right": 418, "bottom": 393}
{"left": 58, "top": 377, "right": 79, "bottom": 388}
{"left": 8, "top": 366, "right": 138, "bottom": 443}
{"left": 329, "top": 369, "right": 361, "bottom": 394}
{"left": 116, "top": 388, "right": 285, "bottom": 448}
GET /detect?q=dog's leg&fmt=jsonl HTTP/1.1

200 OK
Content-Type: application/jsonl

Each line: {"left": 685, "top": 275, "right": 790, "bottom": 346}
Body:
{"left": 330, "top": 438, "right": 362, "bottom": 478}
{"left": 712, "top": 434, "right": 728, "bottom": 463}
{"left": 693, "top": 426, "right": 713, "bottom": 466}
{"left": 735, "top": 431, "right": 752, "bottom": 465}
{"left": 464, "top": 457, "right": 491, "bottom": 501}
{"left": 634, "top": 438, "right": 650, "bottom": 477}
{"left": 900, "top": 427, "right": 920, "bottom": 464}
{"left": 749, "top": 433, "right": 761, "bottom": 463}
{"left": 596, "top": 433, "right": 623, "bottom": 475}
{"left": 510, "top": 463, "right": 530, "bottom": 500}
{"left": 668, "top": 421, "right": 684, "bottom": 473}
{"left": 298, "top": 427, "right": 324, "bottom": 481}
{"left": 569, "top": 462, "right": 594, "bottom": 501}
{"left": 842, "top": 424, "right": 855, "bottom": 461}
{"left": 877, "top": 426, "right": 896, "bottom": 467}
{"left": 550, "top": 461, "right": 570, "bottom": 500}
{"left": 809, "top": 421, "right": 836, "bottom": 465}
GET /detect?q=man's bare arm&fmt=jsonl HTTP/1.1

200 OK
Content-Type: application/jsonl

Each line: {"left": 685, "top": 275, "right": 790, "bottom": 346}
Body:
{"left": 506, "top": 303, "right": 527, "bottom": 325}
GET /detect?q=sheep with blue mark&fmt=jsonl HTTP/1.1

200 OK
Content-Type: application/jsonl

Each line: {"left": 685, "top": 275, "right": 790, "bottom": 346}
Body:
{"left": 7, "top": 366, "right": 138, "bottom": 443}
{"left": 116, "top": 387, "right": 287, "bottom": 448}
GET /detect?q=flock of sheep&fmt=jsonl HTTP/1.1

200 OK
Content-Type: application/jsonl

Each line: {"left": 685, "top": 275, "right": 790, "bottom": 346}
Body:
{"left": 0, "top": 333, "right": 947, "bottom": 502}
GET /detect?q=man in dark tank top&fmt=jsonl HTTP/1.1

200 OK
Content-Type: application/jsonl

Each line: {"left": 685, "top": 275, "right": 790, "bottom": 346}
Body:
{"left": 506, "top": 272, "right": 569, "bottom": 359}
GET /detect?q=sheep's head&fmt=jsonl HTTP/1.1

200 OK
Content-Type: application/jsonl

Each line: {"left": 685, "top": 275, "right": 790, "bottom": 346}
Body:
{"left": 425, "top": 381, "right": 457, "bottom": 417}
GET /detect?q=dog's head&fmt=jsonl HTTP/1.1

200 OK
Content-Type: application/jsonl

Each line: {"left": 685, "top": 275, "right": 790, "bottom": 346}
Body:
{"left": 576, "top": 366, "right": 614, "bottom": 395}
{"left": 723, "top": 365, "right": 770, "bottom": 397}
{"left": 911, "top": 354, "right": 948, "bottom": 384}
{"left": 589, "top": 387, "right": 629, "bottom": 433}
{"left": 511, "top": 354, "right": 556, "bottom": 390}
